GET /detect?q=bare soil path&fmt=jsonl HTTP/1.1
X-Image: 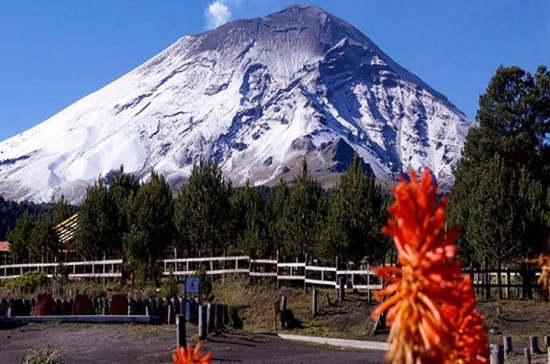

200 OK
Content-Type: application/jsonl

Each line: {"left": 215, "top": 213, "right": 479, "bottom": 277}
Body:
{"left": 0, "top": 323, "right": 385, "bottom": 364}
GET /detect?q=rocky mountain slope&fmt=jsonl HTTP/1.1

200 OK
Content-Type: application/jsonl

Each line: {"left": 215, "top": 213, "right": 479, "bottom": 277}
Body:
{"left": 0, "top": 4, "right": 473, "bottom": 203}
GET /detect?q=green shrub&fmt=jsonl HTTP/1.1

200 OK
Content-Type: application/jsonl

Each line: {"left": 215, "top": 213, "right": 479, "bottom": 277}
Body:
{"left": 5, "top": 270, "right": 46, "bottom": 295}
{"left": 158, "top": 269, "right": 179, "bottom": 298}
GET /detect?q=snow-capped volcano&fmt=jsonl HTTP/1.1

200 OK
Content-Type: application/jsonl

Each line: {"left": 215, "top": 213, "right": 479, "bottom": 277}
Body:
{"left": 0, "top": 4, "right": 473, "bottom": 203}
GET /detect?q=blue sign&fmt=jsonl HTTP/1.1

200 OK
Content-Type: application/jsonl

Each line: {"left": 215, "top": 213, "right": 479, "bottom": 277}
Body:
{"left": 185, "top": 276, "right": 200, "bottom": 294}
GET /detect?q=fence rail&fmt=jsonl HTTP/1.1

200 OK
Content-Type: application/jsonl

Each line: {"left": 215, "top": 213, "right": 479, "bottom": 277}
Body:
{"left": 0, "top": 257, "right": 542, "bottom": 298}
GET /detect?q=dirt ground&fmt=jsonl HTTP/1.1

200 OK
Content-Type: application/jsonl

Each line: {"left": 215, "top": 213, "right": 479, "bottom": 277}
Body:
{"left": 0, "top": 322, "right": 385, "bottom": 364}
{"left": 3, "top": 280, "right": 550, "bottom": 363}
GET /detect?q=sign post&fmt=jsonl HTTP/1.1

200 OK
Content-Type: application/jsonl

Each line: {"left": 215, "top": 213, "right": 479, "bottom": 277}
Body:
{"left": 183, "top": 276, "right": 201, "bottom": 320}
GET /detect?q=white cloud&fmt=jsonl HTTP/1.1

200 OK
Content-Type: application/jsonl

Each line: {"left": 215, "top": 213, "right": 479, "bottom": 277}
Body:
{"left": 205, "top": 0, "right": 232, "bottom": 29}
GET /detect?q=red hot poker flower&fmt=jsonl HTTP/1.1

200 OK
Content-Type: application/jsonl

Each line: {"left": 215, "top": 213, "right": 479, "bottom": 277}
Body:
{"left": 173, "top": 342, "right": 212, "bottom": 364}
{"left": 373, "top": 169, "right": 466, "bottom": 363}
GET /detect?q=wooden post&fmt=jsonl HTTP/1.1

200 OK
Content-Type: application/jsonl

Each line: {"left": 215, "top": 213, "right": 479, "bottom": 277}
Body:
{"left": 529, "top": 336, "right": 540, "bottom": 354}
{"left": 524, "top": 347, "right": 531, "bottom": 364}
{"left": 276, "top": 251, "right": 280, "bottom": 289}
{"left": 489, "top": 344, "right": 504, "bottom": 364}
{"left": 312, "top": 289, "right": 318, "bottom": 317}
{"left": 176, "top": 315, "right": 186, "bottom": 348}
{"left": 483, "top": 257, "right": 491, "bottom": 300}
{"left": 503, "top": 336, "right": 513, "bottom": 357}
{"left": 304, "top": 254, "right": 308, "bottom": 293}
{"left": 505, "top": 269, "right": 510, "bottom": 299}
{"left": 215, "top": 304, "right": 224, "bottom": 329}
{"left": 198, "top": 305, "right": 207, "bottom": 340}
{"left": 207, "top": 303, "right": 214, "bottom": 333}
{"left": 338, "top": 276, "right": 345, "bottom": 302}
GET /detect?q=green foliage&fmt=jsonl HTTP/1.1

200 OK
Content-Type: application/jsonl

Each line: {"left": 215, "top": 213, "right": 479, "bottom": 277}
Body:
{"left": 279, "top": 159, "right": 324, "bottom": 257}
{"left": 20, "top": 345, "right": 62, "bottom": 364}
{"left": 5, "top": 270, "right": 46, "bottom": 295}
{"left": 108, "top": 165, "right": 140, "bottom": 241}
{"left": 449, "top": 65, "right": 549, "bottom": 265}
{"left": 265, "top": 179, "right": 290, "bottom": 256}
{"left": 158, "top": 269, "right": 180, "bottom": 298}
{"left": 174, "top": 157, "right": 231, "bottom": 256}
{"left": 0, "top": 196, "right": 52, "bottom": 241}
{"left": 53, "top": 262, "right": 69, "bottom": 289}
{"left": 75, "top": 178, "right": 119, "bottom": 258}
{"left": 230, "top": 181, "right": 269, "bottom": 258}
{"left": 6, "top": 212, "right": 35, "bottom": 263}
{"left": 29, "top": 213, "right": 59, "bottom": 263}
{"left": 124, "top": 171, "right": 174, "bottom": 263}
{"left": 52, "top": 195, "right": 75, "bottom": 226}
{"left": 318, "top": 154, "right": 388, "bottom": 264}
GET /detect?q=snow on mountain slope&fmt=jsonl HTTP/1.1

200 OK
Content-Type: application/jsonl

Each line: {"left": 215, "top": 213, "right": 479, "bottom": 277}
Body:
{"left": 0, "top": 4, "right": 473, "bottom": 203}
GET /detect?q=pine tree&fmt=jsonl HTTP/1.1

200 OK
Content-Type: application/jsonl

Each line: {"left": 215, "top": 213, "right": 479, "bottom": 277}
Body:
{"left": 174, "top": 158, "right": 231, "bottom": 256}
{"left": 319, "top": 154, "right": 387, "bottom": 265}
{"left": 6, "top": 212, "right": 35, "bottom": 263}
{"left": 230, "top": 181, "right": 268, "bottom": 257}
{"left": 449, "top": 65, "right": 549, "bottom": 265}
{"left": 281, "top": 160, "right": 324, "bottom": 257}
{"left": 123, "top": 171, "right": 174, "bottom": 264}
{"left": 75, "top": 178, "right": 119, "bottom": 258}
{"left": 266, "top": 179, "right": 290, "bottom": 257}
{"left": 52, "top": 195, "right": 75, "bottom": 226}
{"left": 29, "top": 213, "right": 59, "bottom": 264}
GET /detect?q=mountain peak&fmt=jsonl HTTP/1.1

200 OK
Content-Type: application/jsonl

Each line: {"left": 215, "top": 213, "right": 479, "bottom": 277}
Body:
{"left": 0, "top": 5, "right": 473, "bottom": 203}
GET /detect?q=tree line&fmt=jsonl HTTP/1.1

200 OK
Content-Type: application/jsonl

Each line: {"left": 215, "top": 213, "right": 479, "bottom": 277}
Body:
{"left": 6, "top": 155, "right": 390, "bottom": 281}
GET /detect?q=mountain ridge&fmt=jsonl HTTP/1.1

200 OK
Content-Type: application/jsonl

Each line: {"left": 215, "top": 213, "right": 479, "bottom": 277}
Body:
{"left": 0, "top": 3, "right": 473, "bottom": 203}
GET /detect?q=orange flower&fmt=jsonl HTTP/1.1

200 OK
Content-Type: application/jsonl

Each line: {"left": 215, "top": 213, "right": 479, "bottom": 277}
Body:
{"left": 442, "top": 276, "right": 489, "bottom": 363}
{"left": 373, "top": 169, "right": 488, "bottom": 363}
{"left": 173, "top": 342, "right": 212, "bottom": 364}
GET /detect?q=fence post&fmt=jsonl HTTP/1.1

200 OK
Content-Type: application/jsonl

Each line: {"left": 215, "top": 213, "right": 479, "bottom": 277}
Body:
{"left": 312, "top": 288, "right": 318, "bottom": 317}
{"left": 176, "top": 315, "right": 186, "bottom": 348}
{"left": 276, "top": 251, "right": 280, "bottom": 289}
{"left": 502, "top": 336, "right": 513, "bottom": 357}
{"left": 198, "top": 305, "right": 207, "bottom": 340}
{"left": 207, "top": 303, "right": 214, "bottom": 333}
{"left": 524, "top": 348, "right": 531, "bottom": 364}
{"left": 304, "top": 254, "right": 308, "bottom": 294}
{"left": 489, "top": 344, "right": 504, "bottom": 364}
{"left": 483, "top": 257, "right": 491, "bottom": 300}
{"left": 504, "top": 268, "right": 510, "bottom": 299}
{"left": 529, "top": 336, "right": 540, "bottom": 354}
{"left": 338, "top": 276, "right": 345, "bottom": 302}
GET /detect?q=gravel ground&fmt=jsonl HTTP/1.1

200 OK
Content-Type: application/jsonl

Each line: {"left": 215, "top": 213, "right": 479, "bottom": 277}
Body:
{"left": 0, "top": 322, "right": 385, "bottom": 364}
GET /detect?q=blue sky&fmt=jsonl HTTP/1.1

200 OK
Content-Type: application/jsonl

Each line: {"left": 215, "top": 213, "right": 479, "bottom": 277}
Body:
{"left": 0, "top": 1, "right": 548, "bottom": 141}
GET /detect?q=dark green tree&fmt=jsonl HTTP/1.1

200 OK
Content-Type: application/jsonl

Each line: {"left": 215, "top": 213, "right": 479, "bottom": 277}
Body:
{"left": 52, "top": 195, "right": 75, "bottom": 226}
{"left": 75, "top": 178, "right": 119, "bottom": 258}
{"left": 174, "top": 158, "right": 231, "bottom": 256}
{"left": 6, "top": 212, "right": 35, "bottom": 263}
{"left": 449, "top": 65, "right": 549, "bottom": 266}
{"left": 319, "top": 154, "right": 387, "bottom": 264}
{"left": 29, "top": 213, "right": 59, "bottom": 264}
{"left": 230, "top": 181, "right": 269, "bottom": 257}
{"left": 123, "top": 171, "right": 174, "bottom": 265}
{"left": 280, "top": 160, "right": 324, "bottom": 257}
{"left": 108, "top": 165, "right": 140, "bottom": 237}
{"left": 265, "top": 179, "right": 290, "bottom": 257}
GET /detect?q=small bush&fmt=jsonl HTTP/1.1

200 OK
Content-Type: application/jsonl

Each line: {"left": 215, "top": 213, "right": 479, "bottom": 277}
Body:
{"left": 158, "top": 269, "right": 179, "bottom": 298}
{"left": 20, "top": 345, "right": 62, "bottom": 364}
{"left": 5, "top": 270, "right": 46, "bottom": 295}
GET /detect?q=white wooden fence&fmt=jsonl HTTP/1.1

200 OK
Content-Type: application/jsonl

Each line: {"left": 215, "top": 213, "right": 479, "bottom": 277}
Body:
{"left": 0, "top": 255, "right": 382, "bottom": 292}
